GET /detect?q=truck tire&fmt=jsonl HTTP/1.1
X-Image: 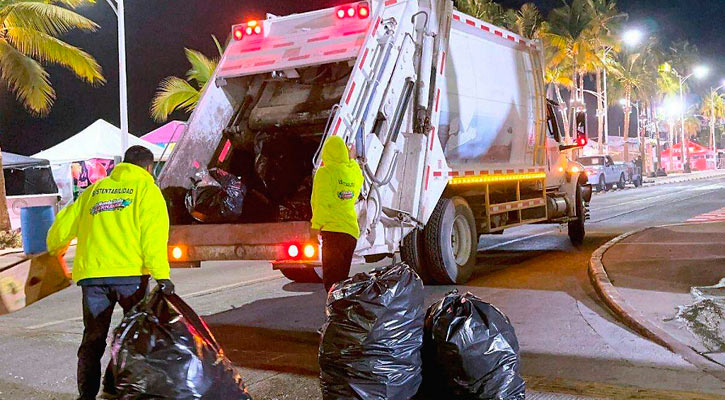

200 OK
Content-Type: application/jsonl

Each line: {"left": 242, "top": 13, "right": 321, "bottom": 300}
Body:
{"left": 424, "top": 197, "right": 477, "bottom": 284}
{"left": 279, "top": 267, "right": 323, "bottom": 283}
{"left": 400, "top": 228, "right": 434, "bottom": 284}
{"left": 598, "top": 175, "right": 606, "bottom": 192}
{"left": 617, "top": 174, "right": 625, "bottom": 189}
{"left": 568, "top": 184, "right": 586, "bottom": 246}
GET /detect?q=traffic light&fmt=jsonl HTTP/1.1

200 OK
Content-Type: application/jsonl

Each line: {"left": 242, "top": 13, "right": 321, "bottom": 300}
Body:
{"left": 576, "top": 134, "right": 588, "bottom": 147}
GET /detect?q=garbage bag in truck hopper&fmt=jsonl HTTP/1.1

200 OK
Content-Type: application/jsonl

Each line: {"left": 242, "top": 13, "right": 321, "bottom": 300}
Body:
{"left": 254, "top": 132, "right": 314, "bottom": 203}
{"left": 423, "top": 290, "right": 525, "bottom": 399}
{"left": 319, "top": 263, "right": 425, "bottom": 400}
{"left": 107, "top": 288, "right": 252, "bottom": 399}
{"left": 185, "top": 168, "right": 247, "bottom": 223}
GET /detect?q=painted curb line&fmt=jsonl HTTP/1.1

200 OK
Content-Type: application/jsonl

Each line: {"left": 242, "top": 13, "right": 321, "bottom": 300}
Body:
{"left": 588, "top": 226, "right": 725, "bottom": 383}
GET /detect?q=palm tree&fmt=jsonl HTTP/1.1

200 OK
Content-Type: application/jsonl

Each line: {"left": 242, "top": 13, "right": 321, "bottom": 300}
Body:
{"left": 608, "top": 48, "right": 655, "bottom": 161}
{"left": 587, "top": 0, "right": 625, "bottom": 154}
{"left": 0, "top": 0, "right": 105, "bottom": 115}
{"left": 0, "top": 0, "right": 104, "bottom": 231}
{"left": 542, "top": 0, "right": 603, "bottom": 142}
{"left": 510, "top": 3, "right": 543, "bottom": 39}
{"left": 150, "top": 39, "right": 221, "bottom": 122}
{"left": 700, "top": 89, "right": 724, "bottom": 150}
{"left": 454, "top": 0, "right": 514, "bottom": 28}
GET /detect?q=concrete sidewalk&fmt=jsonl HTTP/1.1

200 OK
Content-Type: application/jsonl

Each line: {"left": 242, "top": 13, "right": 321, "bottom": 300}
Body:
{"left": 645, "top": 169, "right": 725, "bottom": 186}
{"left": 591, "top": 221, "right": 725, "bottom": 381}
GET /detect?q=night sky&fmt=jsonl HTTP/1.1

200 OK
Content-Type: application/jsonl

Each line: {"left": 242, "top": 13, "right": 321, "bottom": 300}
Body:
{"left": 1, "top": 0, "right": 723, "bottom": 155}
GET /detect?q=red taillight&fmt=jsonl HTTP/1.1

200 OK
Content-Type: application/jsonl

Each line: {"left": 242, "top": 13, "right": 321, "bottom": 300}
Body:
{"left": 337, "top": 3, "right": 369, "bottom": 19}
{"left": 232, "top": 26, "right": 244, "bottom": 41}
{"left": 287, "top": 244, "right": 300, "bottom": 258}
{"left": 358, "top": 4, "right": 369, "bottom": 18}
{"left": 233, "top": 20, "right": 262, "bottom": 40}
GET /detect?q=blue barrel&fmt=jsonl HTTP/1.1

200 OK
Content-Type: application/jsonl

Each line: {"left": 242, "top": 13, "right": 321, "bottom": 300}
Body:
{"left": 21, "top": 206, "right": 55, "bottom": 255}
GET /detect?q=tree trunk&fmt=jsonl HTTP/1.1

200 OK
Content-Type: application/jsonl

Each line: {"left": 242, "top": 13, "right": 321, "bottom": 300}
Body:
{"left": 595, "top": 69, "right": 604, "bottom": 154}
{"left": 0, "top": 150, "right": 12, "bottom": 231}
{"left": 669, "top": 122, "right": 675, "bottom": 172}
{"left": 622, "top": 97, "right": 631, "bottom": 162}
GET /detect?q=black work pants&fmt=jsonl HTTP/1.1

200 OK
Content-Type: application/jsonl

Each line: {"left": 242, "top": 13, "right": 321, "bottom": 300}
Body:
{"left": 77, "top": 279, "right": 148, "bottom": 400}
{"left": 321, "top": 231, "right": 357, "bottom": 291}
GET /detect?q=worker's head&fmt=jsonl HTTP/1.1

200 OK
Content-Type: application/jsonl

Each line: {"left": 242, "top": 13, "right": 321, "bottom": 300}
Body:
{"left": 123, "top": 146, "right": 155, "bottom": 173}
{"left": 321, "top": 136, "right": 352, "bottom": 165}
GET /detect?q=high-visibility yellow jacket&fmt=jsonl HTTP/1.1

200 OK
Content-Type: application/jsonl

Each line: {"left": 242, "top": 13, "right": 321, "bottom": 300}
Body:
{"left": 311, "top": 136, "right": 364, "bottom": 238}
{"left": 47, "top": 163, "right": 170, "bottom": 282}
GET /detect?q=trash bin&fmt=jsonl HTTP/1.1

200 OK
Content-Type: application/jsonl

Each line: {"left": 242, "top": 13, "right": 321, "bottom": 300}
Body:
{"left": 20, "top": 206, "right": 55, "bottom": 255}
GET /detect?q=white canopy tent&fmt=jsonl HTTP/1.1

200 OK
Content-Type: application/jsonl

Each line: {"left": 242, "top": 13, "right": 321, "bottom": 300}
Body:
{"left": 33, "top": 119, "right": 163, "bottom": 163}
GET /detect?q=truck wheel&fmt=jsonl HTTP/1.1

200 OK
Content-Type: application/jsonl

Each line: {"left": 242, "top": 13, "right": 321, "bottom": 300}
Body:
{"left": 598, "top": 175, "right": 606, "bottom": 192}
{"left": 279, "top": 267, "right": 323, "bottom": 283}
{"left": 617, "top": 174, "right": 625, "bottom": 189}
{"left": 401, "top": 228, "right": 433, "bottom": 284}
{"left": 424, "top": 197, "right": 477, "bottom": 284}
{"left": 568, "top": 185, "right": 586, "bottom": 247}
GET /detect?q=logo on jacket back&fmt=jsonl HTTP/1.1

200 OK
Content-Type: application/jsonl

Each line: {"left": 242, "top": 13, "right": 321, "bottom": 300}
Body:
{"left": 337, "top": 179, "right": 355, "bottom": 200}
{"left": 90, "top": 199, "right": 132, "bottom": 215}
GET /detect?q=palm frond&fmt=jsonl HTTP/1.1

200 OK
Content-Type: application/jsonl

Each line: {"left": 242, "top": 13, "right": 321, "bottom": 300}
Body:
{"left": 150, "top": 76, "right": 200, "bottom": 122}
{"left": 184, "top": 48, "right": 217, "bottom": 88}
{"left": 0, "top": 39, "right": 54, "bottom": 115}
{"left": 5, "top": 26, "right": 104, "bottom": 83}
{"left": 3, "top": 2, "right": 97, "bottom": 36}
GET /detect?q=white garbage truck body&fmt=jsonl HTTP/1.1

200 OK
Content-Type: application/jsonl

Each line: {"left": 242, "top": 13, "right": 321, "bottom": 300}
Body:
{"left": 159, "top": 0, "right": 591, "bottom": 284}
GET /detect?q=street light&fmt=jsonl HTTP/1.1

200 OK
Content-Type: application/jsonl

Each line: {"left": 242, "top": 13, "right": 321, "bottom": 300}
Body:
{"left": 708, "top": 79, "right": 725, "bottom": 152}
{"left": 598, "top": 28, "right": 645, "bottom": 154}
{"left": 622, "top": 29, "right": 643, "bottom": 47}
{"left": 104, "top": 0, "right": 129, "bottom": 155}
{"left": 670, "top": 64, "right": 709, "bottom": 171}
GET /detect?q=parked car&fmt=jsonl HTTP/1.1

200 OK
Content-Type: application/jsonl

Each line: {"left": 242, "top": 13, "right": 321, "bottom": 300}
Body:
{"left": 616, "top": 161, "right": 643, "bottom": 188}
{"left": 579, "top": 155, "right": 627, "bottom": 191}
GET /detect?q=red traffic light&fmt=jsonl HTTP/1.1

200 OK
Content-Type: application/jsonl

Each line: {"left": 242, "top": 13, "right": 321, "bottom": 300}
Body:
{"left": 576, "top": 135, "right": 588, "bottom": 147}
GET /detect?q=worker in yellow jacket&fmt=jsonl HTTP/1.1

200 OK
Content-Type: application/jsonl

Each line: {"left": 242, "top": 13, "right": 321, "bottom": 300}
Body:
{"left": 310, "top": 136, "right": 363, "bottom": 291}
{"left": 46, "top": 146, "right": 174, "bottom": 400}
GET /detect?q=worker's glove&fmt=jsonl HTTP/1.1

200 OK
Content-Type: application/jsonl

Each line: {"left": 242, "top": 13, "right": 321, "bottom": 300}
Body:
{"left": 157, "top": 279, "right": 175, "bottom": 296}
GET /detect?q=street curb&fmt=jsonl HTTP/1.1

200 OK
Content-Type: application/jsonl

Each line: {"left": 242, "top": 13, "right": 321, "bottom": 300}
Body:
{"left": 588, "top": 227, "right": 725, "bottom": 382}
{"left": 644, "top": 171, "right": 725, "bottom": 187}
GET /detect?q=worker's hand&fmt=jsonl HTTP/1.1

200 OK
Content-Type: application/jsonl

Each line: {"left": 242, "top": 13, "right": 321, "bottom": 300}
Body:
{"left": 310, "top": 228, "right": 320, "bottom": 241}
{"left": 348, "top": 143, "right": 357, "bottom": 160}
{"left": 157, "top": 279, "right": 175, "bottom": 296}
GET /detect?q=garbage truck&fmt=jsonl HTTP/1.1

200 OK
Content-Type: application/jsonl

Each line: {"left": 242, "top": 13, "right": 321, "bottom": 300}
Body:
{"left": 158, "top": 0, "right": 592, "bottom": 285}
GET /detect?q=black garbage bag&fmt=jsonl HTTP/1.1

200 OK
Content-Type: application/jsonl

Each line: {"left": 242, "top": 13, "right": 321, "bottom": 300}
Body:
{"left": 254, "top": 133, "right": 310, "bottom": 202}
{"left": 423, "top": 290, "right": 525, "bottom": 400}
{"left": 185, "top": 168, "right": 247, "bottom": 223}
{"left": 108, "top": 288, "right": 252, "bottom": 399}
{"left": 319, "top": 263, "right": 425, "bottom": 400}
{"left": 278, "top": 176, "right": 313, "bottom": 221}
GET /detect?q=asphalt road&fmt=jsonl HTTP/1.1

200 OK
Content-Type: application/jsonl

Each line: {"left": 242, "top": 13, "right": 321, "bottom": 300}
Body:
{"left": 2, "top": 177, "right": 725, "bottom": 399}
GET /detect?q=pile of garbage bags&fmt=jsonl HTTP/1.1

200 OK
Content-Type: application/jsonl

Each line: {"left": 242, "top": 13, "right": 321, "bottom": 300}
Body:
{"left": 107, "top": 288, "right": 252, "bottom": 399}
{"left": 185, "top": 168, "right": 247, "bottom": 223}
{"left": 423, "top": 290, "right": 525, "bottom": 399}
{"left": 319, "top": 263, "right": 425, "bottom": 400}
{"left": 319, "top": 265, "right": 524, "bottom": 400}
